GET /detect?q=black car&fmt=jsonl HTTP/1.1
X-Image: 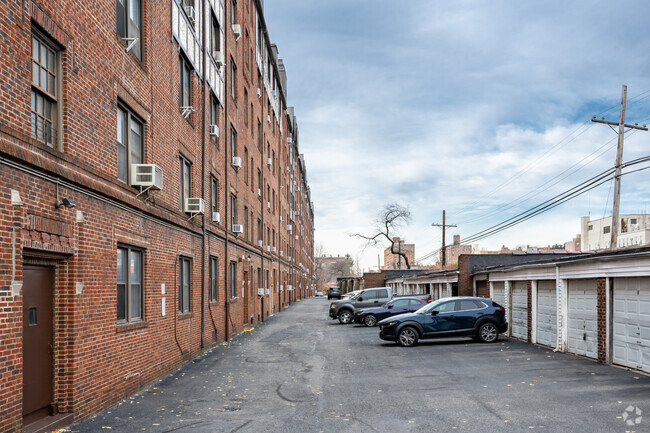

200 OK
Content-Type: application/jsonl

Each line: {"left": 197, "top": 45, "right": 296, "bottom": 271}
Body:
{"left": 327, "top": 287, "right": 341, "bottom": 300}
{"left": 378, "top": 297, "right": 508, "bottom": 347}
{"left": 353, "top": 297, "right": 427, "bottom": 327}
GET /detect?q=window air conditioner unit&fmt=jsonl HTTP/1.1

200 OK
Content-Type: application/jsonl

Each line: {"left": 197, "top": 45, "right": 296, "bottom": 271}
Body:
{"left": 267, "top": 201, "right": 270, "bottom": 209}
{"left": 267, "top": 114, "right": 271, "bottom": 123}
{"left": 257, "top": 188, "right": 261, "bottom": 197}
{"left": 287, "top": 285, "right": 292, "bottom": 291}
{"left": 258, "top": 240, "right": 263, "bottom": 247}
{"left": 257, "top": 88, "right": 261, "bottom": 98}
{"left": 209, "top": 124, "right": 219, "bottom": 137}
{"left": 287, "top": 224, "right": 292, "bottom": 232}
{"left": 267, "top": 157, "right": 272, "bottom": 166}
{"left": 295, "top": 235, "right": 299, "bottom": 240}
{"left": 272, "top": 246, "right": 276, "bottom": 253}
{"left": 232, "top": 224, "right": 243, "bottom": 233}
{"left": 184, "top": 6, "right": 196, "bottom": 26}
{"left": 184, "top": 198, "right": 205, "bottom": 214}
{"left": 266, "top": 245, "right": 271, "bottom": 252}
{"left": 279, "top": 216, "right": 283, "bottom": 222}
{"left": 279, "top": 251, "right": 283, "bottom": 256}
{"left": 211, "top": 212, "right": 220, "bottom": 223}
{"left": 257, "top": 287, "right": 264, "bottom": 296}
{"left": 296, "top": 186, "right": 300, "bottom": 192}
{"left": 287, "top": 137, "right": 292, "bottom": 144}
{"left": 232, "top": 156, "right": 242, "bottom": 168}
{"left": 288, "top": 256, "right": 291, "bottom": 261}
{"left": 212, "top": 51, "right": 224, "bottom": 67}
{"left": 131, "top": 164, "right": 163, "bottom": 190}
{"left": 265, "top": 288, "right": 270, "bottom": 295}
{"left": 232, "top": 24, "right": 242, "bottom": 40}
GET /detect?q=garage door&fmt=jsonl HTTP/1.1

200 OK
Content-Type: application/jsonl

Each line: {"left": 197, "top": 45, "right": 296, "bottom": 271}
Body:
{"left": 511, "top": 281, "right": 528, "bottom": 340}
{"left": 476, "top": 280, "right": 489, "bottom": 298}
{"left": 491, "top": 281, "right": 505, "bottom": 306}
{"left": 613, "top": 277, "right": 650, "bottom": 373}
{"left": 567, "top": 279, "right": 598, "bottom": 359}
{"left": 536, "top": 280, "right": 557, "bottom": 348}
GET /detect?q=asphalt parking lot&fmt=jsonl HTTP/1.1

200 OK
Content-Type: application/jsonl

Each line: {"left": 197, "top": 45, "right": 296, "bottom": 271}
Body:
{"left": 70, "top": 297, "right": 650, "bottom": 433}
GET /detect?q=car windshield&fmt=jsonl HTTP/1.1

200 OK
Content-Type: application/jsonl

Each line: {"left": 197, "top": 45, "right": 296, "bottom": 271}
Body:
{"left": 349, "top": 291, "right": 363, "bottom": 300}
{"left": 414, "top": 298, "right": 447, "bottom": 314}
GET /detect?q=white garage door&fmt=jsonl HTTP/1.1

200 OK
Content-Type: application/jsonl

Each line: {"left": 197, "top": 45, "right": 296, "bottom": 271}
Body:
{"left": 511, "top": 281, "right": 528, "bottom": 340}
{"left": 536, "top": 280, "right": 557, "bottom": 348}
{"left": 567, "top": 279, "right": 598, "bottom": 359}
{"left": 613, "top": 277, "right": 650, "bottom": 373}
{"left": 491, "top": 281, "right": 505, "bottom": 306}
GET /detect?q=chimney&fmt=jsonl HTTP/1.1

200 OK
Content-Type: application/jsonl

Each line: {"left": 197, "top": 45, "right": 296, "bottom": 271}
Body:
{"left": 453, "top": 235, "right": 460, "bottom": 245}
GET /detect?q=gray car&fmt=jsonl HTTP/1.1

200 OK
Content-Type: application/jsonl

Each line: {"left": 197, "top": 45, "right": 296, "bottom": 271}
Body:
{"left": 329, "top": 287, "right": 392, "bottom": 324}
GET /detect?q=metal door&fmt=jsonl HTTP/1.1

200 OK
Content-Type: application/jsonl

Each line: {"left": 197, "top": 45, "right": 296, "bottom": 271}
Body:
{"left": 567, "top": 279, "right": 598, "bottom": 359}
{"left": 536, "top": 280, "right": 557, "bottom": 348}
{"left": 613, "top": 277, "right": 650, "bottom": 372}
{"left": 23, "top": 266, "right": 54, "bottom": 423}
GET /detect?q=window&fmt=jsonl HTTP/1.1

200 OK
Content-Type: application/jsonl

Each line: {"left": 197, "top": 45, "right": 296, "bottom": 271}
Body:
{"left": 244, "top": 206, "right": 249, "bottom": 240}
{"left": 210, "top": 13, "right": 221, "bottom": 57}
{"left": 230, "top": 194, "right": 237, "bottom": 228}
{"left": 210, "top": 176, "right": 218, "bottom": 217}
{"left": 360, "top": 291, "right": 376, "bottom": 300}
{"left": 257, "top": 120, "right": 262, "bottom": 151}
{"left": 408, "top": 299, "right": 423, "bottom": 307}
{"left": 603, "top": 226, "right": 611, "bottom": 234}
{"left": 391, "top": 299, "right": 410, "bottom": 308}
{"left": 631, "top": 218, "right": 638, "bottom": 225}
{"left": 230, "top": 125, "right": 237, "bottom": 158}
{"left": 459, "top": 300, "right": 485, "bottom": 311}
{"left": 117, "top": 245, "right": 143, "bottom": 322}
{"left": 257, "top": 218, "right": 262, "bottom": 243}
{"left": 210, "top": 94, "right": 219, "bottom": 142}
{"left": 257, "top": 267, "right": 262, "bottom": 291}
{"left": 179, "top": 256, "right": 191, "bottom": 313}
{"left": 230, "top": 0, "right": 237, "bottom": 24}
{"left": 244, "top": 147, "right": 249, "bottom": 184}
{"left": 116, "top": 0, "right": 142, "bottom": 60}
{"left": 179, "top": 154, "right": 192, "bottom": 210}
{"left": 272, "top": 150, "right": 275, "bottom": 175}
{"left": 179, "top": 55, "right": 192, "bottom": 116}
{"left": 229, "top": 261, "right": 237, "bottom": 298}
{"left": 230, "top": 58, "right": 237, "bottom": 101}
{"left": 117, "top": 104, "right": 143, "bottom": 183}
{"left": 257, "top": 168, "right": 262, "bottom": 196}
{"left": 433, "top": 301, "right": 456, "bottom": 313}
{"left": 209, "top": 256, "right": 218, "bottom": 302}
{"left": 244, "top": 89, "right": 248, "bottom": 125}
{"left": 31, "top": 33, "right": 59, "bottom": 147}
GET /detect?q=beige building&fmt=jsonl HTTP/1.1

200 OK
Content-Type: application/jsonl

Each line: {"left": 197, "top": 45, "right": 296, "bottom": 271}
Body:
{"left": 383, "top": 237, "right": 415, "bottom": 270}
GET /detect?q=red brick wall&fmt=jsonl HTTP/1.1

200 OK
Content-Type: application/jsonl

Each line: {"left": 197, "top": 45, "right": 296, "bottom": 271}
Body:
{"left": 457, "top": 255, "right": 473, "bottom": 296}
{"left": 597, "top": 277, "right": 607, "bottom": 363}
{"left": 363, "top": 271, "right": 386, "bottom": 289}
{"left": 0, "top": 0, "right": 314, "bottom": 431}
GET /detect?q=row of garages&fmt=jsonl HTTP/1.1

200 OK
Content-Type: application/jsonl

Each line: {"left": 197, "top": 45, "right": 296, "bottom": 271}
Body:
{"left": 386, "top": 248, "right": 650, "bottom": 373}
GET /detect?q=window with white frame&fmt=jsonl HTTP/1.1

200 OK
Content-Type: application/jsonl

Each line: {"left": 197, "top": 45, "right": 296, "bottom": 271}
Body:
{"left": 117, "top": 245, "right": 143, "bottom": 323}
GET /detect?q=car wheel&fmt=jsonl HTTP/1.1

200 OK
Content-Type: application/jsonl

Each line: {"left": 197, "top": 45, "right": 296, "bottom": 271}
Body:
{"left": 477, "top": 322, "right": 499, "bottom": 343}
{"left": 338, "top": 310, "right": 353, "bottom": 324}
{"left": 364, "top": 314, "right": 377, "bottom": 327}
{"left": 397, "top": 327, "right": 419, "bottom": 347}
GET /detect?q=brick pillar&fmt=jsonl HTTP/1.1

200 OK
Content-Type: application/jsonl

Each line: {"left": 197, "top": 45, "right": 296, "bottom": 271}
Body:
{"left": 597, "top": 277, "right": 607, "bottom": 364}
{"left": 527, "top": 280, "right": 533, "bottom": 343}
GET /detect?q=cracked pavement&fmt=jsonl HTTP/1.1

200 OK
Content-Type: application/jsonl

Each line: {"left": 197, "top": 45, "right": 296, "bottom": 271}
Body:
{"left": 69, "top": 298, "right": 650, "bottom": 433}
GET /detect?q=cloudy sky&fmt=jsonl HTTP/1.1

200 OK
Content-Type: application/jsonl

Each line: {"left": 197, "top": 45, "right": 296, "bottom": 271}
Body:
{"left": 264, "top": 0, "right": 650, "bottom": 271}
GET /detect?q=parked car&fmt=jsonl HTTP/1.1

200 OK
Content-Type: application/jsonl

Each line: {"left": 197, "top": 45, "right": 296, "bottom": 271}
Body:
{"left": 341, "top": 290, "right": 362, "bottom": 300}
{"left": 378, "top": 297, "right": 508, "bottom": 347}
{"left": 328, "top": 287, "right": 342, "bottom": 300}
{"left": 315, "top": 291, "right": 323, "bottom": 297}
{"left": 354, "top": 297, "right": 427, "bottom": 327}
{"left": 329, "top": 287, "right": 431, "bottom": 324}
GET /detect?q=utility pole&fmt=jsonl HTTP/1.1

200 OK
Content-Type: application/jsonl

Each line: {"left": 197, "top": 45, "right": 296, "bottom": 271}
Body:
{"left": 432, "top": 210, "right": 457, "bottom": 267}
{"left": 592, "top": 85, "right": 647, "bottom": 249}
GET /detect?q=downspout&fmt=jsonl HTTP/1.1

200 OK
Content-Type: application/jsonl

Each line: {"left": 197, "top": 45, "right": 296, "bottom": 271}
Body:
{"left": 199, "top": 0, "right": 207, "bottom": 350}
{"left": 224, "top": 0, "right": 231, "bottom": 342}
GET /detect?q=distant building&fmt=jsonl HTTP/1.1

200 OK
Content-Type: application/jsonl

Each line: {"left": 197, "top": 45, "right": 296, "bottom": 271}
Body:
{"left": 316, "top": 255, "right": 355, "bottom": 290}
{"left": 581, "top": 215, "right": 650, "bottom": 251}
{"left": 444, "top": 235, "right": 472, "bottom": 266}
{"left": 383, "top": 237, "right": 415, "bottom": 270}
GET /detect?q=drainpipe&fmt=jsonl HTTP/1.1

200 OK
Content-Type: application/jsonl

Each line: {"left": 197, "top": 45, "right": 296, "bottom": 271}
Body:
{"left": 199, "top": 0, "right": 207, "bottom": 350}
{"left": 224, "top": 0, "right": 230, "bottom": 342}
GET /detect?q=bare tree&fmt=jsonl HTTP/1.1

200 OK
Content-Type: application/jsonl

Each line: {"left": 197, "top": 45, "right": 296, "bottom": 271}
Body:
{"left": 351, "top": 203, "right": 412, "bottom": 269}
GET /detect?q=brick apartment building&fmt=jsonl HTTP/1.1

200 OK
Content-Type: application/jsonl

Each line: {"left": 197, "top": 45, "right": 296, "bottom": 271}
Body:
{"left": 0, "top": 1, "right": 314, "bottom": 431}
{"left": 382, "top": 237, "right": 415, "bottom": 270}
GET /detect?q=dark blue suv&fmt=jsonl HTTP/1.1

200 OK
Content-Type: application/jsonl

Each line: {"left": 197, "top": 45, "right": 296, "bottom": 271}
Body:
{"left": 378, "top": 297, "right": 508, "bottom": 347}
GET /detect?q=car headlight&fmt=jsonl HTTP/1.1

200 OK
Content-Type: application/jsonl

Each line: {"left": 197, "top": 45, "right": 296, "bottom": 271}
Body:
{"left": 331, "top": 304, "right": 336, "bottom": 308}
{"left": 387, "top": 322, "right": 397, "bottom": 326}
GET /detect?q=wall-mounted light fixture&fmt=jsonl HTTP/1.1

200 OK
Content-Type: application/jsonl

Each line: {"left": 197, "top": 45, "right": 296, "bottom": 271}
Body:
{"left": 54, "top": 183, "right": 76, "bottom": 209}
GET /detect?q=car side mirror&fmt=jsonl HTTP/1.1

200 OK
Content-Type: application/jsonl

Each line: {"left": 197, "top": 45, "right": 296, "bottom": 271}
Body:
{"left": 430, "top": 310, "right": 439, "bottom": 315}
{"left": 357, "top": 297, "right": 363, "bottom": 302}
{"left": 387, "top": 305, "right": 393, "bottom": 309}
